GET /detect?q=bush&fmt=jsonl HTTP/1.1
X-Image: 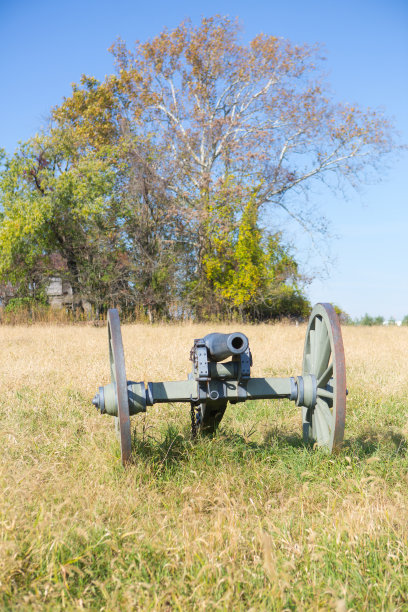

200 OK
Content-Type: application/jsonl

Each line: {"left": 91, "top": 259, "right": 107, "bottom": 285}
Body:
{"left": 4, "top": 297, "right": 44, "bottom": 313}
{"left": 333, "top": 305, "right": 351, "bottom": 324}
{"left": 355, "top": 313, "right": 384, "bottom": 326}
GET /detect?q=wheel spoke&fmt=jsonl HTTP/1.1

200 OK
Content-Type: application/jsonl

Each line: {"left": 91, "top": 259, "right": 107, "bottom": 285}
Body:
{"left": 314, "top": 407, "right": 330, "bottom": 446}
{"left": 109, "top": 341, "right": 116, "bottom": 383}
{"left": 317, "top": 362, "right": 333, "bottom": 388}
{"left": 304, "top": 352, "right": 312, "bottom": 374}
{"left": 310, "top": 328, "right": 316, "bottom": 373}
{"left": 312, "top": 318, "right": 322, "bottom": 371}
{"left": 314, "top": 324, "right": 332, "bottom": 379}
{"left": 317, "top": 387, "right": 334, "bottom": 400}
{"left": 319, "top": 414, "right": 331, "bottom": 446}
{"left": 313, "top": 408, "right": 324, "bottom": 444}
{"left": 316, "top": 398, "right": 333, "bottom": 431}
{"left": 302, "top": 405, "right": 308, "bottom": 422}
{"left": 302, "top": 406, "right": 311, "bottom": 442}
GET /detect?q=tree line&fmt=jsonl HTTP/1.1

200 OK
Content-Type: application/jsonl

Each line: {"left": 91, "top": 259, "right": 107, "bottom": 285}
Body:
{"left": 352, "top": 314, "right": 408, "bottom": 326}
{"left": 0, "top": 17, "right": 398, "bottom": 320}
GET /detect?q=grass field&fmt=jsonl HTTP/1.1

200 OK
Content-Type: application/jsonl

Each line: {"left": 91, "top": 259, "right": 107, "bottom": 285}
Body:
{"left": 1, "top": 322, "right": 408, "bottom": 610}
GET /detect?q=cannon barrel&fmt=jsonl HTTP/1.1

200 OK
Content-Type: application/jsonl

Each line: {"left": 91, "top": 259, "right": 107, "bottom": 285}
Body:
{"left": 202, "top": 332, "right": 249, "bottom": 362}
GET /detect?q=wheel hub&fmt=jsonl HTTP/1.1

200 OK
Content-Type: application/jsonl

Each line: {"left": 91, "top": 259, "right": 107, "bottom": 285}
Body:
{"left": 295, "top": 374, "right": 317, "bottom": 409}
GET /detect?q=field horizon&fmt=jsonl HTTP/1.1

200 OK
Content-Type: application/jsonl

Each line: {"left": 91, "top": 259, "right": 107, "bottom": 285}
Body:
{"left": 1, "top": 322, "right": 407, "bottom": 609}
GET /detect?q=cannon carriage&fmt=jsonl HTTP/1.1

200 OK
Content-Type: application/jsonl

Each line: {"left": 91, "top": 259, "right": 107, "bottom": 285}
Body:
{"left": 92, "top": 303, "right": 346, "bottom": 465}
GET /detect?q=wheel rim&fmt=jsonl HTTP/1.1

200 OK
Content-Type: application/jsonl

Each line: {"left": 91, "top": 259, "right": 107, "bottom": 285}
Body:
{"left": 108, "top": 309, "right": 132, "bottom": 465}
{"left": 302, "top": 303, "right": 346, "bottom": 452}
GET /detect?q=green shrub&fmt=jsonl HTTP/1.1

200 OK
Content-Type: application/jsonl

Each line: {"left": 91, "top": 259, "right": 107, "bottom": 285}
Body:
{"left": 356, "top": 313, "right": 384, "bottom": 326}
{"left": 4, "top": 296, "right": 45, "bottom": 313}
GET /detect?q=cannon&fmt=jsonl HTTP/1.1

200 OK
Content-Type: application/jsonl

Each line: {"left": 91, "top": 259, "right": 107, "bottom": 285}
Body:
{"left": 92, "top": 303, "right": 346, "bottom": 465}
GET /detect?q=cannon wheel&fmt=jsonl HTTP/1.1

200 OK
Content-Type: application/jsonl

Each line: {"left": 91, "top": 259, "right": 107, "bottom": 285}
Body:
{"left": 302, "top": 303, "right": 346, "bottom": 452}
{"left": 108, "top": 309, "right": 132, "bottom": 466}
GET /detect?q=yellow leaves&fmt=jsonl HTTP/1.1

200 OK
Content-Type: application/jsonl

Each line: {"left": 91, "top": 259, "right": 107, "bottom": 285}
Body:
{"left": 203, "top": 190, "right": 266, "bottom": 309}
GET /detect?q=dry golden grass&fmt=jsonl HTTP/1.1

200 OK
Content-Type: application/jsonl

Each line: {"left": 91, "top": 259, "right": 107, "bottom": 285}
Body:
{"left": 1, "top": 323, "right": 408, "bottom": 610}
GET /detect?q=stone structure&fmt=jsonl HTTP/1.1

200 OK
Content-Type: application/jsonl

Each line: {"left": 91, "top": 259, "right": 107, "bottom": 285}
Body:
{"left": 46, "top": 277, "right": 74, "bottom": 309}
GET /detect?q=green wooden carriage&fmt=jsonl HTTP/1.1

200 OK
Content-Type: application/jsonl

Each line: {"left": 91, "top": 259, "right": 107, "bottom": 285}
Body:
{"left": 92, "top": 303, "right": 346, "bottom": 465}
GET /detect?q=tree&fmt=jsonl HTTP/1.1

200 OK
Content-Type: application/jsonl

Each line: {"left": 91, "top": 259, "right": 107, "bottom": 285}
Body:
{"left": 108, "top": 15, "right": 397, "bottom": 309}
{"left": 0, "top": 131, "right": 130, "bottom": 313}
{"left": 203, "top": 186, "right": 309, "bottom": 319}
{"left": 52, "top": 75, "right": 188, "bottom": 319}
{"left": 357, "top": 314, "right": 384, "bottom": 326}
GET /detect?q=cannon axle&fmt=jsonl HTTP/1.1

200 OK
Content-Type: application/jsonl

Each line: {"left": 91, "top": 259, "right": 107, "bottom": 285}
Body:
{"left": 92, "top": 374, "right": 322, "bottom": 418}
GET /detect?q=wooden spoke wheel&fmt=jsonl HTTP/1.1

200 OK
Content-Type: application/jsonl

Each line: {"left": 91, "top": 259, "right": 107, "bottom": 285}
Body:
{"left": 302, "top": 303, "right": 346, "bottom": 452}
{"left": 108, "top": 309, "right": 132, "bottom": 465}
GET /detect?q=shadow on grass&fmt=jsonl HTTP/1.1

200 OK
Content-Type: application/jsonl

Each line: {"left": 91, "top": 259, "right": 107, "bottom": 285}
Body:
{"left": 127, "top": 420, "right": 408, "bottom": 473}
{"left": 264, "top": 423, "right": 408, "bottom": 459}
{"left": 343, "top": 427, "right": 407, "bottom": 458}
{"left": 263, "top": 426, "right": 305, "bottom": 450}
{"left": 130, "top": 424, "right": 190, "bottom": 469}
{"left": 128, "top": 422, "right": 310, "bottom": 473}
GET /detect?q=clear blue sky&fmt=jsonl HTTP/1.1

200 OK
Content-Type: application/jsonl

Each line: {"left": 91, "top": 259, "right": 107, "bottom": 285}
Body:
{"left": 1, "top": 0, "right": 407, "bottom": 319}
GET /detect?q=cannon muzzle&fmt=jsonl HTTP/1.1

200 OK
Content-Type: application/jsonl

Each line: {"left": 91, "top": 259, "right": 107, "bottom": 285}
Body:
{"left": 202, "top": 332, "right": 249, "bottom": 362}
